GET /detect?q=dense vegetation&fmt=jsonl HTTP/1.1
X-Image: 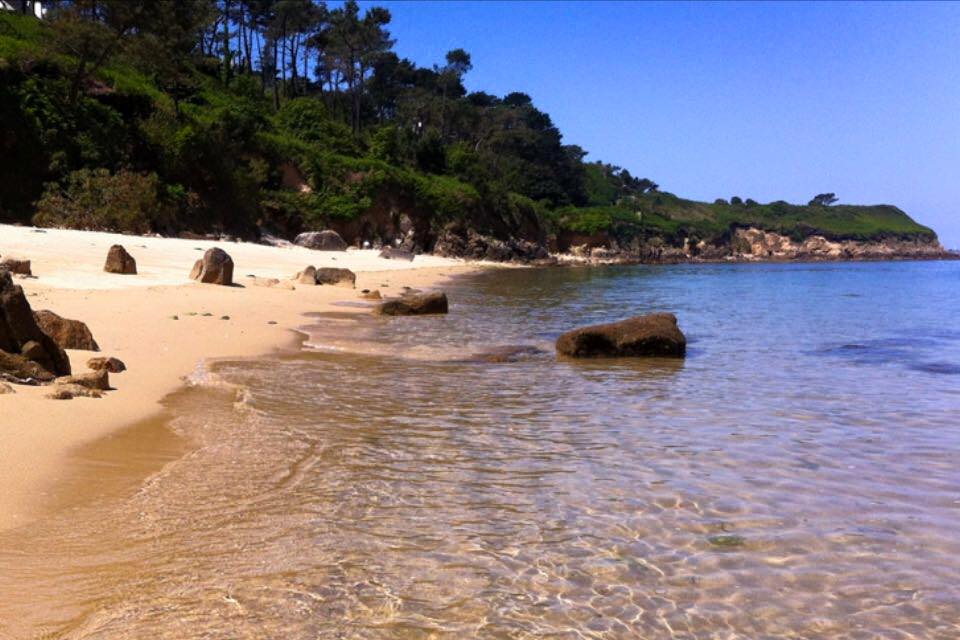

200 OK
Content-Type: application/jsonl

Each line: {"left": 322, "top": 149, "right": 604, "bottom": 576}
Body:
{"left": 0, "top": 2, "right": 937, "bottom": 252}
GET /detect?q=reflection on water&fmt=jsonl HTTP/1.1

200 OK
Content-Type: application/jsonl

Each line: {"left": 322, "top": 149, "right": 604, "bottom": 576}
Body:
{"left": 1, "top": 261, "right": 960, "bottom": 638}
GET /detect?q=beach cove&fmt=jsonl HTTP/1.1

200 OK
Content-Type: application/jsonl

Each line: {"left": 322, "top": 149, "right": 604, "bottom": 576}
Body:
{"left": 0, "top": 223, "right": 483, "bottom": 531}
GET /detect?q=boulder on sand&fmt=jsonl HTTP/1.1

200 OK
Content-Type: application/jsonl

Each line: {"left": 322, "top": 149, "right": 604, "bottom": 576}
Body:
{"left": 374, "top": 292, "right": 448, "bottom": 316}
{"left": 189, "top": 247, "right": 234, "bottom": 285}
{"left": 556, "top": 312, "right": 686, "bottom": 358}
{"left": 55, "top": 369, "right": 110, "bottom": 391}
{"left": 47, "top": 383, "right": 103, "bottom": 400}
{"left": 0, "top": 258, "right": 31, "bottom": 276}
{"left": 295, "top": 230, "right": 347, "bottom": 251}
{"left": 378, "top": 247, "right": 415, "bottom": 261}
{"left": 33, "top": 309, "right": 100, "bottom": 351}
{"left": 0, "top": 270, "right": 71, "bottom": 378}
{"left": 314, "top": 267, "right": 356, "bottom": 287}
{"left": 104, "top": 244, "right": 137, "bottom": 274}
{"left": 87, "top": 356, "right": 126, "bottom": 373}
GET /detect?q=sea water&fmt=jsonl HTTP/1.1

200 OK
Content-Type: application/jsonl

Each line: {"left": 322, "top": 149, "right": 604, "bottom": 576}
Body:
{"left": 0, "top": 261, "right": 958, "bottom": 638}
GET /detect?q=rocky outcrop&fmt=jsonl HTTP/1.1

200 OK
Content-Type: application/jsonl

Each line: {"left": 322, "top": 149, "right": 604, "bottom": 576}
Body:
{"left": 556, "top": 313, "right": 686, "bottom": 358}
{"left": 359, "top": 289, "right": 382, "bottom": 300}
{"left": 33, "top": 310, "right": 100, "bottom": 351}
{"left": 0, "top": 270, "right": 71, "bottom": 378}
{"left": 433, "top": 226, "right": 549, "bottom": 263}
{"left": 730, "top": 228, "right": 953, "bottom": 261}
{"left": 87, "top": 356, "right": 126, "bottom": 373}
{"left": 378, "top": 247, "right": 415, "bottom": 261}
{"left": 295, "top": 230, "right": 347, "bottom": 251}
{"left": 47, "top": 383, "right": 103, "bottom": 399}
{"left": 189, "top": 247, "right": 234, "bottom": 285}
{"left": 0, "top": 258, "right": 31, "bottom": 276}
{"left": 374, "top": 292, "right": 449, "bottom": 316}
{"left": 104, "top": 244, "right": 137, "bottom": 274}
{"left": 314, "top": 267, "right": 356, "bottom": 287}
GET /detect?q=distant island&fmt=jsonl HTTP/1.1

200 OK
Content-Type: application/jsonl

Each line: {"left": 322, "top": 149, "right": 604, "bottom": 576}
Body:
{"left": 0, "top": 3, "right": 951, "bottom": 262}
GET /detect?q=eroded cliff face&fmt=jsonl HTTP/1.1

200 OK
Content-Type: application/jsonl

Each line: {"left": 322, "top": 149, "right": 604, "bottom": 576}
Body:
{"left": 724, "top": 228, "right": 951, "bottom": 261}
{"left": 558, "top": 227, "right": 954, "bottom": 264}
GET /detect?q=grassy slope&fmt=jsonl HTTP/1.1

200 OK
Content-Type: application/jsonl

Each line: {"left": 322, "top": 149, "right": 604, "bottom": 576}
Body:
{"left": 0, "top": 12, "right": 939, "bottom": 246}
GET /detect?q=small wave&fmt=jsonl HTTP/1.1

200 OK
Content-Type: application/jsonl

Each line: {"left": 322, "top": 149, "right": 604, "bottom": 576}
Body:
{"left": 910, "top": 362, "right": 960, "bottom": 375}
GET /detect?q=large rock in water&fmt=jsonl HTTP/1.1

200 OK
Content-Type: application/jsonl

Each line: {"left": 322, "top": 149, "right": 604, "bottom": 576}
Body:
{"left": 104, "top": 244, "right": 137, "bottom": 274}
{"left": 189, "top": 247, "right": 234, "bottom": 285}
{"left": 295, "top": 230, "right": 347, "bottom": 251}
{"left": 33, "top": 310, "right": 100, "bottom": 351}
{"left": 556, "top": 313, "right": 686, "bottom": 358}
{"left": 374, "top": 292, "right": 449, "bottom": 316}
{"left": 314, "top": 267, "right": 356, "bottom": 287}
{"left": 0, "top": 270, "right": 71, "bottom": 378}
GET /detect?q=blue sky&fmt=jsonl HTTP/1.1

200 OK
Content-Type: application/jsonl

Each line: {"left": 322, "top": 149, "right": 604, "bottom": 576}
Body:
{"left": 368, "top": 1, "right": 960, "bottom": 247}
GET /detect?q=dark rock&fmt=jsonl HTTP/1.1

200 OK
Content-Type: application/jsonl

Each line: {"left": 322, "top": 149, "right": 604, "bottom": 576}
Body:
{"left": 87, "top": 356, "right": 126, "bottom": 373}
{"left": 0, "top": 258, "right": 31, "bottom": 276}
{"left": 0, "top": 270, "right": 71, "bottom": 377}
{"left": 295, "top": 230, "right": 347, "bottom": 251}
{"left": 314, "top": 267, "right": 356, "bottom": 287}
{"left": 33, "top": 309, "right": 100, "bottom": 351}
{"left": 189, "top": 247, "right": 234, "bottom": 285}
{"left": 374, "top": 292, "right": 449, "bottom": 316}
{"left": 379, "top": 247, "right": 415, "bottom": 261}
{"left": 556, "top": 313, "right": 686, "bottom": 358}
{"left": 104, "top": 244, "right": 137, "bottom": 274}
{"left": 0, "top": 350, "right": 58, "bottom": 382}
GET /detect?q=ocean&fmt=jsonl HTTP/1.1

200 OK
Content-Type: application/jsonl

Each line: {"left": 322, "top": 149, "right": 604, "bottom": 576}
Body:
{"left": 1, "top": 260, "right": 958, "bottom": 638}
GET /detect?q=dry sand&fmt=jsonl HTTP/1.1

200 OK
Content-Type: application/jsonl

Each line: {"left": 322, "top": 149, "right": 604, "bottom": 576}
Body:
{"left": 0, "top": 224, "right": 489, "bottom": 531}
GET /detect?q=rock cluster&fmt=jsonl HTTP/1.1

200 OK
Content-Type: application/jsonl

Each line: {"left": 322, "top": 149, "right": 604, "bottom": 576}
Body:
{"left": 104, "top": 244, "right": 137, "bottom": 274}
{"left": 190, "top": 247, "right": 234, "bottom": 285}
{"left": 374, "top": 292, "right": 448, "bottom": 316}
{"left": 0, "top": 269, "right": 71, "bottom": 381}
{"left": 295, "top": 230, "right": 347, "bottom": 251}
{"left": 433, "top": 227, "right": 548, "bottom": 262}
{"left": 556, "top": 313, "right": 686, "bottom": 358}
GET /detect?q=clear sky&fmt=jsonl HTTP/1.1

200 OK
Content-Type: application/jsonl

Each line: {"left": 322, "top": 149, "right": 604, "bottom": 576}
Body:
{"left": 365, "top": 1, "right": 960, "bottom": 248}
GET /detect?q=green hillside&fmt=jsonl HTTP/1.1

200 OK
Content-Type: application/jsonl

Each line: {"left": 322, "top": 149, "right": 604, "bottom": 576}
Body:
{"left": 0, "top": 6, "right": 938, "bottom": 255}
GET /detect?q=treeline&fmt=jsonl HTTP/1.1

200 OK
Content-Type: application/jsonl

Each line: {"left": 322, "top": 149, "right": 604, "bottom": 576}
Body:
{"left": 0, "top": 2, "right": 935, "bottom": 249}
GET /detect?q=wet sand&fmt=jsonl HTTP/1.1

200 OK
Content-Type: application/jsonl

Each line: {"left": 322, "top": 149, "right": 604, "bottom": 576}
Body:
{"left": 0, "top": 224, "right": 489, "bottom": 531}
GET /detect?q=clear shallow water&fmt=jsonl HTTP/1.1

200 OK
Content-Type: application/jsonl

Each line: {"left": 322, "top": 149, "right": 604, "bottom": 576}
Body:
{"left": 1, "top": 261, "right": 959, "bottom": 638}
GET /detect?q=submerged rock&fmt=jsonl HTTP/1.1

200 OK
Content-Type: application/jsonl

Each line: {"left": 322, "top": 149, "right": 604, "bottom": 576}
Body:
{"left": 189, "top": 247, "right": 234, "bottom": 285}
{"left": 465, "top": 345, "right": 548, "bottom": 363}
{"left": 314, "top": 267, "right": 356, "bottom": 287}
{"left": 374, "top": 292, "right": 449, "bottom": 316}
{"left": 556, "top": 312, "right": 686, "bottom": 358}
{"left": 33, "top": 309, "right": 100, "bottom": 351}
{"left": 295, "top": 230, "right": 347, "bottom": 251}
{"left": 104, "top": 244, "right": 137, "bottom": 274}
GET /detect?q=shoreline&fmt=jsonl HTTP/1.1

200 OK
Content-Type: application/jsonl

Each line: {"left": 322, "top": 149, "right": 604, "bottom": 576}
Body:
{"left": 0, "top": 224, "right": 491, "bottom": 532}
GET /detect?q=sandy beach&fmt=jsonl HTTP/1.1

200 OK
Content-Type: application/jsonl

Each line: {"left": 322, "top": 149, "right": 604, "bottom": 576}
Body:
{"left": 0, "top": 224, "right": 482, "bottom": 531}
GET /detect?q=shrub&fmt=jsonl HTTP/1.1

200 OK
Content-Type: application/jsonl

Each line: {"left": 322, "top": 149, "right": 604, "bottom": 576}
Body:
{"left": 33, "top": 168, "right": 169, "bottom": 233}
